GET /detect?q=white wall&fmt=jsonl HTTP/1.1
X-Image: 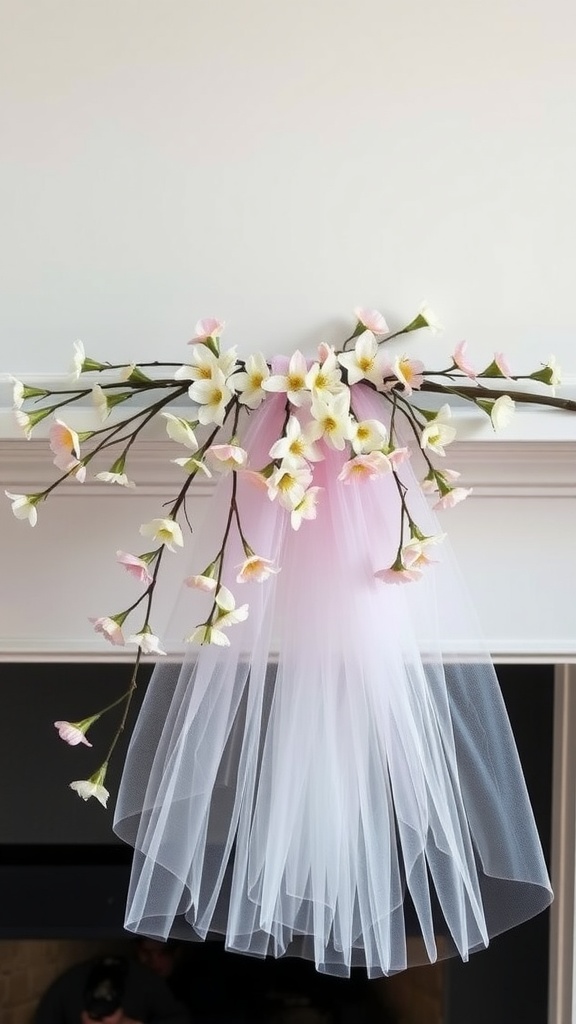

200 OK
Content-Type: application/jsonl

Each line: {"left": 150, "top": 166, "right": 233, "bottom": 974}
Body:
{"left": 1, "top": 0, "right": 576, "bottom": 374}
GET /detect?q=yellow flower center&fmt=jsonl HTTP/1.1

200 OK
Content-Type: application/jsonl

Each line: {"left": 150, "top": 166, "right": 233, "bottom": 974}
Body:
{"left": 356, "top": 424, "right": 370, "bottom": 440}
{"left": 250, "top": 372, "right": 264, "bottom": 388}
{"left": 199, "top": 367, "right": 212, "bottom": 379}
{"left": 210, "top": 388, "right": 223, "bottom": 404}
{"left": 278, "top": 472, "right": 294, "bottom": 491}
{"left": 289, "top": 438, "right": 305, "bottom": 456}
{"left": 287, "top": 373, "right": 305, "bottom": 391}
{"left": 399, "top": 359, "right": 414, "bottom": 382}
{"left": 358, "top": 356, "right": 372, "bottom": 372}
{"left": 324, "top": 416, "right": 337, "bottom": 433}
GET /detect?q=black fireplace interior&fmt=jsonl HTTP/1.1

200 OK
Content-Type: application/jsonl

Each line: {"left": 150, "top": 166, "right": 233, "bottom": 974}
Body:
{"left": 0, "top": 662, "right": 554, "bottom": 1023}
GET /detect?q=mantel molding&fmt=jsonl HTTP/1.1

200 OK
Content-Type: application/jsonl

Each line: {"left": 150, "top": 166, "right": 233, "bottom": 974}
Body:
{"left": 2, "top": 437, "right": 576, "bottom": 495}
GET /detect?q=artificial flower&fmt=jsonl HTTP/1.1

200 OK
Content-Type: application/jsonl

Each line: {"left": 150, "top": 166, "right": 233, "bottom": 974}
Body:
{"left": 262, "top": 351, "right": 310, "bottom": 407}
{"left": 71, "top": 340, "right": 86, "bottom": 379}
{"left": 421, "top": 468, "right": 461, "bottom": 494}
{"left": 236, "top": 555, "right": 280, "bottom": 583}
{"left": 186, "top": 624, "right": 230, "bottom": 646}
{"left": 15, "top": 407, "right": 53, "bottom": 439}
{"left": 402, "top": 304, "right": 443, "bottom": 335}
{"left": 290, "top": 486, "right": 322, "bottom": 530}
{"left": 305, "top": 349, "right": 344, "bottom": 397}
{"left": 338, "top": 333, "right": 384, "bottom": 386}
{"left": 419, "top": 304, "right": 443, "bottom": 334}
{"left": 387, "top": 446, "right": 411, "bottom": 467}
{"left": 402, "top": 532, "right": 446, "bottom": 570}
{"left": 477, "top": 394, "right": 516, "bottom": 430}
{"left": 349, "top": 418, "right": 388, "bottom": 455}
{"left": 139, "top": 517, "right": 184, "bottom": 552}
{"left": 126, "top": 628, "right": 166, "bottom": 655}
{"left": 175, "top": 344, "right": 238, "bottom": 382}
{"left": 96, "top": 455, "right": 136, "bottom": 488}
{"left": 70, "top": 764, "right": 109, "bottom": 808}
{"left": 190, "top": 317, "right": 225, "bottom": 344}
{"left": 529, "top": 356, "right": 562, "bottom": 388}
{"left": 91, "top": 384, "right": 133, "bottom": 422}
{"left": 309, "top": 390, "right": 352, "bottom": 451}
{"left": 54, "top": 716, "right": 99, "bottom": 747}
{"left": 91, "top": 384, "right": 110, "bottom": 421}
{"left": 207, "top": 443, "right": 248, "bottom": 472}
{"left": 53, "top": 453, "right": 87, "bottom": 482}
{"left": 171, "top": 457, "right": 212, "bottom": 477}
{"left": 161, "top": 413, "right": 199, "bottom": 450}
{"left": 337, "top": 451, "right": 392, "bottom": 483}
{"left": 481, "top": 353, "right": 512, "bottom": 379}
{"left": 354, "top": 307, "right": 389, "bottom": 336}
{"left": 453, "top": 341, "right": 477, "bottom": 378}
{"left": 269, "top": 416, "right": 323, "bottom": 467}
{"left": 116, "top": 550, "right": 154, "bottom": 586}
{"left": 267, "top": 463, "right": 313, "bottom": 511}
{"left": 188, "top": 369, "right": 233, "bottom": 426}
{"left": 70, "top": 340, "right": 106, "bottom": 379}
{"left": 50, "top": 419, "right": 80, "bottom": 459}
{"left": 490, "top": 394, "right": 516, "bottom": 430}
{"left": 10, "top": 376, "right": 49, "bottom": 410}
{"left": 374, "top": 563, "right": 423, "bottom": 584}
{"left": 242, "top": 469, "right": 271, "bottom": 492}
{"left": 391, "top": 356, "right": 425, "bottom": 396}
{"left": 433, "top": 487, "right": 473, "bottom": 510}
{"left": 185, "top": 574, "right": 218, "bottom": 593}
{"left": 419, "top": 405, "right": 457, "bottom": 455}
{"left": 96, "top": 470, "right": 135, "bottom": 487}
{"left": 213, "top": 586, "right": 249, "bottom": 628}
{"left": 230, "top": 352, "right": 270, "bottom": 408}
{"left": 89, "top": 615, "right": 126, "bottom": 646}
{"left": 4, "top": 490, "right": 40, "bottom": 526}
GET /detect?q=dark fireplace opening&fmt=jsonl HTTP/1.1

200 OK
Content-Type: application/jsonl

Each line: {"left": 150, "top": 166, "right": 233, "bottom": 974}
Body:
{"left": 0, "top": 663, "right": 554, "bottom": 1024}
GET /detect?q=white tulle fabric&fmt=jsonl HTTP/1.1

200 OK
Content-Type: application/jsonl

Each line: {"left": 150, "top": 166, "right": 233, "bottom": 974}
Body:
{"left": 114, "top": 382, "right": 552, "bottom": 978}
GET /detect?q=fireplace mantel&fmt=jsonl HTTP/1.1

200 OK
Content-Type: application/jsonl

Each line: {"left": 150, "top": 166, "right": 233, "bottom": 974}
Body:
{"left": 1, "top": 394, "right": 575, "bottom": 661}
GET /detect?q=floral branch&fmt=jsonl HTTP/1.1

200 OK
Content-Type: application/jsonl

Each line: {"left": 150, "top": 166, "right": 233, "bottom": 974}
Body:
{"left": 6, "top": 307, "right": 574, "bottom": 805}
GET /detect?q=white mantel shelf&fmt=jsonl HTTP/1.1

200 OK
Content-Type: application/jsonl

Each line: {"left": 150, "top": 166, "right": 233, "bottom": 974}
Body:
{"left": 1, "top": 402, "right": 575, "bottom": 664}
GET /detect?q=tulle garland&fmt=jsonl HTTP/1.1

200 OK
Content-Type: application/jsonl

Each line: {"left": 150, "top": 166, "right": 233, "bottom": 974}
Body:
{"left": 114, "top": 383, "right": 552, "bottom": 978}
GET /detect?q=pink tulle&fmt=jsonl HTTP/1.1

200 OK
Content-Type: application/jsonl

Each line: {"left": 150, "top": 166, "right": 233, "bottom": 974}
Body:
{"left": 114, "top": 383, "right": 552, "bottom": 977}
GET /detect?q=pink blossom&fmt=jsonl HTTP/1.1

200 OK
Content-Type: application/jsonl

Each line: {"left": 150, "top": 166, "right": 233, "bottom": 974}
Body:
{"left": 236, "top": 555, "right": 280, "bottom": 583}
{"left": 317, "top": 341, "right": 334, "bottom": 362}
{"left": 453, "top": 341, "right": 477, "bottom": 378}
{"left": 374, "top": 566, "right": 423, "bottom": 585}
{"left": 185, "top": 574, "right": 218, "bottom": 593}
{"left": 494, "top": 352, "right": 512, "bottom": 378}
{"left": 190, "top": 318, "right": 225, "bottom": 343}
{"left": 433, "top": 487, "right": 473, "bottom": 510}
{"left": 50, "top": 419, "right": 80, "bottom": 459}
{"left": 338, "top": 452, "right": 392, "bottom": 484}
{"left": 117, "top": 551, "right": 153, "bottom": 586}
{"left": 207, "top": 443, "right": 248, "bottom": 472}
{"left": 242, "top": 469, "right": 270, "bottom": 492}
{"left": 89, "top": 616, "right": 125, "bottom": 646}
{"left": 354, "top": 307, "right": 389, "bottom": 336}
{"left": 54, "top": 720, "right": 93, "bottom": 747}
{"left": 392, "top": 356, "right": 425, "bottom": 396}
{"left": 388, "top": 446, "right": 411, "bottom": 468}
{"left": 53, "top": 452, "right": 86, "bottom": 482}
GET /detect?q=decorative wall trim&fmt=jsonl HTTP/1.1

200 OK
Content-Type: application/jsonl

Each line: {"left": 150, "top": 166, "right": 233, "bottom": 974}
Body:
{"left": 2, "top": 438, "right": 576, "bottom": 492}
